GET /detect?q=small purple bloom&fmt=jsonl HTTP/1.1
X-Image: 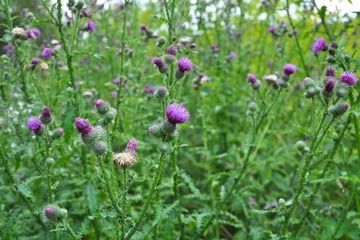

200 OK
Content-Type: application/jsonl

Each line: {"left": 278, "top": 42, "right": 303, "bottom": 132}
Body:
{"left": 27, "top": 117, "right": 42, "bottom": 131}
{"left": 126, "top": 138, "right": 138, "bottom": 152}
{"left": 312, "top": 38, "right": 327, "bottom": 53}
{"left": 283, "top": 64, "right": 297, "bottom": 75}
{"left": 41, "top": 48, "right": 53, "bottom": 59}
{"left": 140, "top": 24, "right": 147, "bottom": 32}
{"left": 31, "top": 58, "right": 40, "bottom": 65}
{"left": 324, "top": 79, "right": 335, "bottom": 92}
{"left": 40, "top": 106, "right": 52, "bottom": 124}
{"left": 3, "top": 43, "right": 14, "bottom": 56}
{"left": 145, "top": 85, "right": 155, "bottom": 94}
{"left": 340, "top": 71, "right": 358, "bottom": 86}
{"left": 94, "top": 99, "right": 105, "bottom": 107}
{"left": 166, "top": 103, "right": 190, "bottom": 124}
{"left": 113, "top": 77, "right": 120, "bottom": 85}
{"left": 31, "top": 28, "right": 41, "bottom": 38}
{"left": 177, "top": 57, "right": 193, "bottom": 72}
{"left": 87, "top": 20, "right": 96, "bottom": 32}
{"left": 247, "top": 73, "right": 257, "bottom": 84}
{"left": 45, "top": 206, "right": 57, "bottom": 219}
{"left": 268, "top": 26, "right": 276, "bottom": 34}
{"left": 75, "top": 117, "right": 92, "bottom": 135}
{"left": 325, "top": 66, "right": 336, "bottom": 77}
{"left": 153, "top": 57, "right": 165, "bottom": 68}
{"left": 111, "top": 91, "right": 117, "bottom": 97}
{"left": 167, "top": 45, "right": 177, "bottom": 56}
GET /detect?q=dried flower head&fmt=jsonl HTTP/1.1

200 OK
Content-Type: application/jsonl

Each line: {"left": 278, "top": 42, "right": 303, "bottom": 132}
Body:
{"left": 113, "top": 152, "right": 137, "bottom": 168}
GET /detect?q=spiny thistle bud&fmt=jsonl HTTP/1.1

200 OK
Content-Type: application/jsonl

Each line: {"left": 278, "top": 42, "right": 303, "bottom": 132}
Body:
{"left": 75, "top": 117, "right": 92, "bottom": 135}
{"left": 325, "top": 66, "right": 336, "bottom": 77}
{"left": 160, "top": 120, "right": 177, "bottom": 135}
{"left": 305, "top": 86, "right": 320, "bottom": 98}
{"left": 322, "top": 79, "right": 335, "bottom": 98}
{"left": 156, "top": 36, "right": 167, "bottom": 47}
{"left": 52, "top": 128, "right": 64, "bottom": 139}
{"left": 94, "top": 99, "right": 109, "bottom": 114}
{"left": 113, "top": 151, "right": 137, "bottom": 168}
{"left": 248, "top": 101, "right": 258, "bottom": 112}
{"left": 336, "top": 83, "right": 348, "bottom": 98}
{"left": 295, "top": 140, "right": 310, "bottom": 154}
{"left": 328, "top": 102, "right": 349, "bottom": 117}
{"left": 93, "top": 140, "right": 107, "bottom": 155}
{"left": 149, "top": 124, "right": 163, "bottom": 138}
{"left": 155, "top": 86, "right": 169, "bottom": 98}
{"left": 303, "top": 77, "right": 315, "bottom": 89}
{"left": 104, "top": 107, "right": 117, "bottom": 122}
{"left": 164, "top": 54, "right": 176, "bottom": 65}
{"left": 175, "top": 70, "right": 185, "bottom": 79}
{"left": 81, "top": 126, "right": 106, "bottom": 144}
{"left": 44, "top": 205, "right": 67, "bottom": 222}
{"left": 75, "top": 1, "right": 85, "bottom": 11}
{"left": 45, "top": 157, "right": 56, "bottom": 166}
{"left": 40, "top": 106, "right": 52, "bottom": 124}
{"left": 153, "top": 57, "right": 167, "bottom": 73}
{"left": 159, "top": 142, "right": 169, "bottom": 153}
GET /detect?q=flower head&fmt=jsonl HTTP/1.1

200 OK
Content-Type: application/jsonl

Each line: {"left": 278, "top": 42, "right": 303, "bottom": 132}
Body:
{"left": 340, "top": 71, "right": 357, "bottom": 86}
{"left": 283, "top": 64, "right": 297, "bottom": 75}
{"left": 40, "top": 106, "right": 52, "bottom": 124}
{"left": 247, "top": 73, "right": 257, "bottom": 84}
{"left": 177, "top": 57, "right": 193, "bottom": 72}
{"left": 41, "top": 47, "right": 53, "bottom": 59}
{"left": 312, "top": 38, "right": 327, "bottom": 53}
{"left": 166, "top": 103, "right": 190, "bottom": 124}
{"left": 27, "top": 117, "right": 42, "bottom": 131}
{"left": 75, "top": 117, "right": 92, "bottom": 135}
{"left": 31, "top": 58, "right": 40, "bottom": 65}
{"left": 126, "top": 138, "right": 138, "bottom": 153}
{"left": 87, "top": 20, "right": 96, "bottom": 32}
{"left": 322, "top": 79, "right": 335, "bottom": 98}
{"left": 325, "top": 66, "right": 336, "bottom": 77}
{"left": 167, "top": 45, "right": 177, "bottom": 56}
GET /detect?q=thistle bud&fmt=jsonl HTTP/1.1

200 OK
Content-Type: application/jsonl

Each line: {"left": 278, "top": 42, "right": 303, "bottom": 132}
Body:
{"left": 94, "top": 99, "right": 109, "bottom": 114}
{"left": 148, "top": 124, "right": 163, "bottom": 138}
{"left": 44, "top": 205, "right": 67, "bottom": 222}
{"left": 160, "top": 120, "right": 177, "bottom": 135}
{"left": 156, "top": 36, "right": 167, "bottom": 47}
{"left": 93, "top": 140, "right": 107, "bottom": 155}
{"left": 295, "top": 140, "right": 310, "bottom": 154}
{"left": 328, "top": 102, "right": 349, "bottom": 117}
{"left": 104, "top": 107, "right": 117, "bottom": 122}
{"left": 155, "top": 87, "right": 169, "bottom": 98}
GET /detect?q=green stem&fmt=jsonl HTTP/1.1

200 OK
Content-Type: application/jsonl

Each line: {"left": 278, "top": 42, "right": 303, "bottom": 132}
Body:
{"left": 125, "top": 154, "right": 167, "bottom": 240}
{"left": 0, "top": 149, "right": 47, "bottom": 230}
{"left": 63, "top": 221, "right": 80, "bottom": 240}
{"left": 121, "top": 167, "right": 127, "bottom": 240}
{"left": 172, "top": 142, "right": 184, "bottom": 239}
{"left": 285, "top": 0, "right": 310, "bottom": 76}
{"left": 311, "top": 0, "right": 333, "bottom": 40}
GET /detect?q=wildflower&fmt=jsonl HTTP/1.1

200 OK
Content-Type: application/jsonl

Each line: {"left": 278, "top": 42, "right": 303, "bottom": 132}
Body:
{"left": 148, "top": 124, "right": 163, "bottom": 138}
{"left": 27, "top": 117, "right": 42, "bottom": 132}
{"left": 339, "top": 71, "right": 357, "bottom": 86}
{"left": 283, "top": 64, "right": 297, "bottom": 76}
{"left": 325, "top": 66, "right": 336, "bottom": 77}
{"left": 322, "top": 79, "right": 335, "bottom": 98}
{"left": 93, "top": 140, "right": 107, "bottom": 155}
{"left": 3, "top": 43, "right": 14, "bottom": 56}
{"left": 52, "top": 128, "right": 64, "bottom": 139}
{"left": 268, "top": 26, "right": 276, "bottom": 34}
{"left": 295, "top": 140, "right": 310, "bottom": 154}
{"left": 41, "top": 47, "right": 53, "bottom": 59}
{"left": 156, "top": 36, "right": 167, "bottom": 47}
{"left": 153, "top": 57, "right": 167, "bottom": 73}
{"left": 94, "top": 99, "right": 109, "bottom": 114}
{"left": 126, "top": 138, "right": 138, "bottom": 153}
{"left": 26, "top": 28, "right": 41, "bottom": 39}
{"left": 247, "top": 73, "right": 261, "bottom": 90}
{"left": 87, "top": 20, "right": 96, "bottom": 32}
{"left": 177, "top": 57, "right": 193, "bottom": 72}
{"left": 144, "top": 85, "right": 155, "bottom": 96}
{"left": 75, "top": 117, "right": 92, "bottom": 135}
{"left": 44, "top": 205, "right": 67, "bottom": 222}
{"left": 227, "top": 51, "right": 237, "bottom": 61}
{"left": 312, "top": 38, "right": 327, "bottom": 53}
{"left": 167, "top": 45, "right": 177, "bottom": 56}
{"left": 166, "top": 103, "right": 190, "bottom": 124}
{"left": 31, "top": 58, "right": 40, "bottom": 66}
{"left": 40, "top": 106, "right": 52, "bottom": 124}
{"left": 39, "top": 62, "right": 49, "bottom": 71}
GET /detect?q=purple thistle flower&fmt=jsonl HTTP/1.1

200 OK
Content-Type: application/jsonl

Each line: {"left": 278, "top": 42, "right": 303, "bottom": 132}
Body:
{"left": 166, "top": 103, "right": 190, "bottom": 124}
{"left": 247, "top": 73, "right": 257, "bottom": 84}
{"left": 268, "top": 26, "right": 276, "bottom": 34}
{"left": 27, "top": 117, "right": 42, "bottom": 132}
{"left": 340, "top": 71, "right": 358, "bottom": 86}
{"left": 177, "top": 57, "right": 193, "bottom": 72}
{"left": 283, "top": 64, "right": 297, "bottom": 75}
{"left": 113, "top": 77, "right": 120, "bottom": 85}
{"left": 167, "top": 45, "right": 177, "bottom": 56}
{"left": 41, "top": 48, "right": 53, "bottom": 59}
{"left": 31, "top": 58, "right": 40, "bottom": 65}
{"left": 75, "top": 117, "right": 92, "bottom": 135}
{"left": 126, "top": 138, "right": 138, "bottom": 152}
{"left": 3, "top": 43, "right": 14, "bottom": 56}
{"left": 40, "top": 106, "right": 52, "bottom": 124}
{"left": 145, "top": 85, "right": 155, "bottom": 94}
{"left": 153, "top": 57, "right": 165, "bottom": 68}
{"left": 95, "top": 99, "right": 105, "bottom": 107}
{"left": 322, "top": 79, "right": 335, "bottom": 98}
{"left": 140, "top": 24, "right": 147, "bottom": 32}
{"left": 31, "top": 28, "right": 41, "bottom": 38}
{"left": 87, "top": 20, "right": 96, "bottom": 32}
{"left": 325, "top": 66, "right": 336, "bottom": 77}
{"left": 45, "top": 205, "right": 57, "bottom": 219}
{"left": 312, "top": 38, "right": 327, "bottom": 53}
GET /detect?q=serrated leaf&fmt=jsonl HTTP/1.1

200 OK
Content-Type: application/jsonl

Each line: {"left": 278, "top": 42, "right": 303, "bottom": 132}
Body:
{"left": 62, "top": 107, "right": 76, "bottom": 143}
